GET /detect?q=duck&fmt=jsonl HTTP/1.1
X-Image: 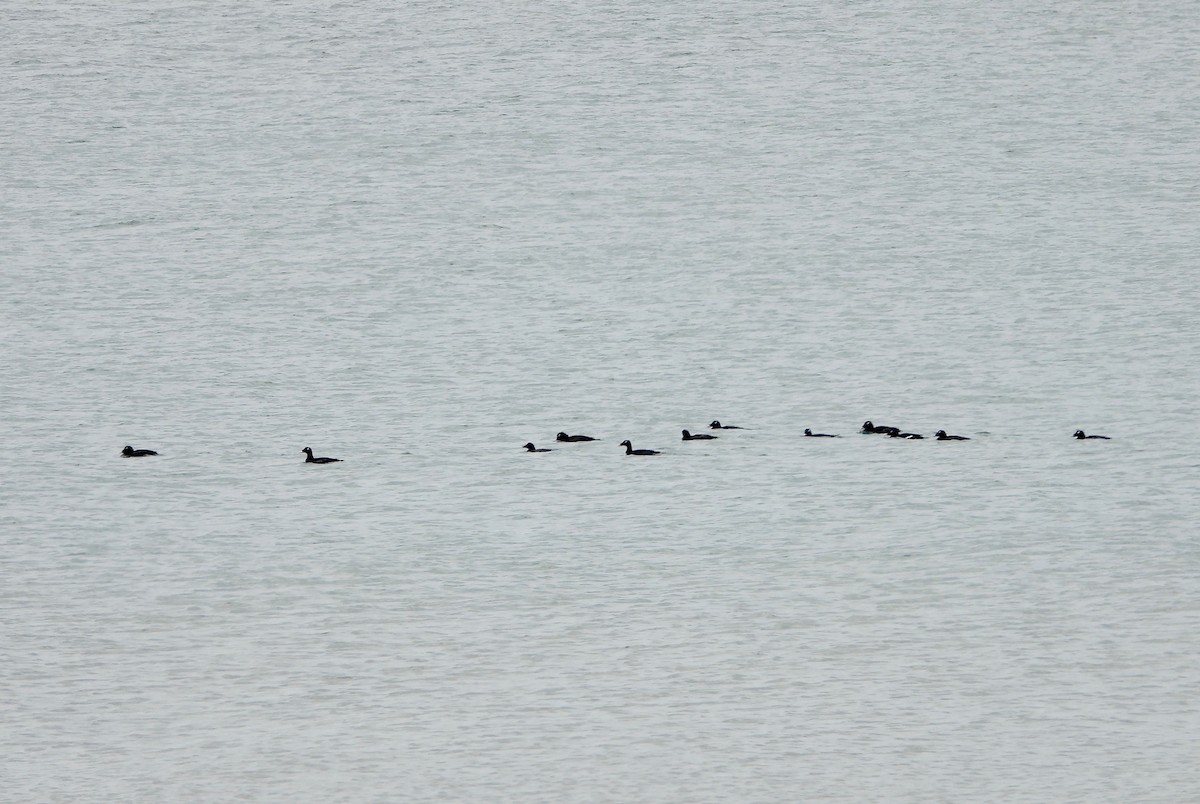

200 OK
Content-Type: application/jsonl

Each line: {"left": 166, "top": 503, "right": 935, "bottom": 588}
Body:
{"left": 301, "top": 447, "right": 342, "bottom": 463}
{"left": 1073, "top": 430, "right": 1110, "bottom": 440}
{"left": 888, "top": 431, "right": 925, "bottom": 439}
{"left": 804, "top": 429, "right": 839, "bottom": 437}
{"left": 556, "top": 432, "right": 597, "bottom": 442}
{"left": 522, "top": 442, "right": 552, "bottom": 452}
{"left": 682, "top": 430, "right": 717, "bottom": 440}
{"left": 935, "top": 430, "right": 970, "bottom": 441}
{"left": 709, "top": 420, "right": 744, "bottom": 430}
{"left": 861, "top": 420, "right": 900, "bottom": 435}
{"left": 619, "top": 440, "right": 661, "bottom": 455}
{"left": 121, "top": 445, "right": 158, "bottom": 457}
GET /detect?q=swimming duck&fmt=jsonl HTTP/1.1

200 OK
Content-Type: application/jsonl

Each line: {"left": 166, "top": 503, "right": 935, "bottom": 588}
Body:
{"left": 888, "top": 431, "right": 925, "bottom": 439}
{"left": 620, "top": 440, "right": 660, "bottom": 455}
{"left": 556, "top": 432, "right": 597, "bottom": 442}
{"left": 935, "top": 430, "right": 970, "bottom": 441}
{"left": 301, "top": 447, "right": 342, "bottom": 463}
{"left": 682, "top": 430, "right": 718, "bottom": 440}
{"left": 522, "top": 442, "right": 552, "bottom": 452}
{"left": 861, "top": 421, "right": 900, "bottom": 435}
{"left": 121, "top": 445, "right": 158, "bottom": 457}
{"left": 804, "top": 429, "right": 839, "bottom": 437}
{"left": 1073, "top": 430, "right": 1110, "bottom": 440}
{"left": 709, "top": 420, "right": 744, "bottom": 430}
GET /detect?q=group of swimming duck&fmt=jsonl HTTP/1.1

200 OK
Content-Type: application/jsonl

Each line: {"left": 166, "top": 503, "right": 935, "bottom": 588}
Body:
{"left": 119, "top": 445, "right": 345, "bottom": 463}
{"left": 118, "top": 424, "right": 1109, "bottom": 463}
{"left": 522, "top": 421, "right": 760, "bottom": 455}
{"left": 518, "top": 421, "right": 1113, "bottom": 456}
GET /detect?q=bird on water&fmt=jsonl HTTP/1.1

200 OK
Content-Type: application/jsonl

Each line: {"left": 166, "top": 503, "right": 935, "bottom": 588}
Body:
{"left": 709, "top": 420, "right": 744, "bottom": 430}
{"left": 1073, "top": 430, "right": 1110, "bottom": 440}
{"left": 122, "top": 445, "right": 158, "bottom": 457}
{"left": 682, "top": 430, "right": 718, "bottom": 440}
{"left": 301, "top": 447, "right": 342, "bottom": 463}
{"left": 556, "top": 432, "right": 597, "bottom": 442}
{"left": 522, "top": 442, "right": 552, "bottom": 452}
{"left": 620, "top": 440, "right": 661, "bottom": 455}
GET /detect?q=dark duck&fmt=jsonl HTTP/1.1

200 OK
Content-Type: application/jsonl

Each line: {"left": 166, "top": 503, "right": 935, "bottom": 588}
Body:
{"left": 302, "top": 447, "right": 342, "bottom": 463}
{"left": 122, "top": 445, "right": 158, "bottom": 457}
{"left": 620, "top": 440, "right": 661, "bottom": 455}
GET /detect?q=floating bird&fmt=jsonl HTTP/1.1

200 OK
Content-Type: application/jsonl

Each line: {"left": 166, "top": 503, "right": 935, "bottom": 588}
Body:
{"left": 709, "top": 420, "right": 744, "bottom": 429}
{"left": 804, "top": 429, "right": 839, "bottom": 437}
{"left": 556, "top": 432, "right": 597, "bottom": 442}
{"left": 1073, "top": 430, "right": 1110, "bottom": 440}
{"left": 522, "top": 442, "right": 552, "bottom": 452}
{"left": 889, "top": 431, "right": 925, "bottom": 439}
{"left": 682, "top": 430, "right": 718, "bottom": 440}
{"left": 619, "top": 440, "right": 660, "bottom": 455}
{"left": 121, "top": 445, "right": 158, "bottom": 457}
{"left": 935, "top": 430, "right": 970, "bottom": 441}
{"left": 861, "top": 420, "right": 900, "bottom": 435}
{"left": 301, "top": 447, "right": 342, "bottom": 464}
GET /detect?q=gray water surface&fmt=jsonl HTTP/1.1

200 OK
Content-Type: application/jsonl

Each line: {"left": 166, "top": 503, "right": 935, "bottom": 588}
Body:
{"left": 3, "top": 1, "right": 1199, "bottom": 800}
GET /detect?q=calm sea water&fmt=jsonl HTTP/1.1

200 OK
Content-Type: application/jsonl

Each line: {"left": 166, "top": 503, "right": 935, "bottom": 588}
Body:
{"left": 3, "top": 0, "right": 1199, "bottom": 800}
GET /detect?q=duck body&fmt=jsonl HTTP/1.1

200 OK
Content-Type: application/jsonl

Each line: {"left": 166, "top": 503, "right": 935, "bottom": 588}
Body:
{"left": 935, "top": 430, "right": 970, "bottom": 441}
{"left": 522, "top": 442, "right": 552, "bottom": 452}
{"left": 804, "top": 429, "right": 838, "bottom": 438}
{"left": 619, "top": 440, "right": 660, "bottom": 455}
{"left": 122, "top": 445, "right": 158, "bottom": 457}
{"left": 556, "top": 432, "right": 597, "bottom": 442}
{"left": 889, "top": 431, "right": 924, "bottom": 439}
{"left": 709, "top": 420, "right": 744, "bottom": 430}
{"left": 302, "top": 447, "right": 342, "bottom": 463}
{"left": 1073, "top": 430, "right": 1110, "bottom": 440}
{"left": 682, "top": 430, "right": 717, "bottom": 440}
{"left": 861, "top": 420, "right": 900, "bottom": 435}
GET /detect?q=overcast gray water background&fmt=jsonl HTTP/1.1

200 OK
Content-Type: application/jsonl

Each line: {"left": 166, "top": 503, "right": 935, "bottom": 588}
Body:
{"left": 3, "top": 1, "right": 1200, "bottom": 801}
